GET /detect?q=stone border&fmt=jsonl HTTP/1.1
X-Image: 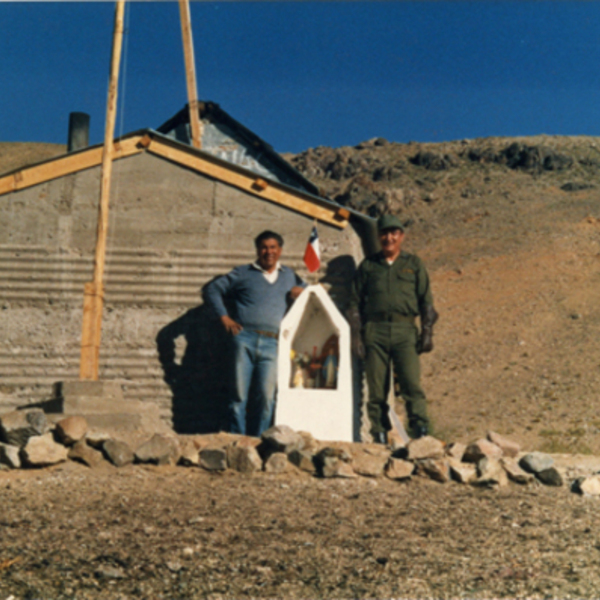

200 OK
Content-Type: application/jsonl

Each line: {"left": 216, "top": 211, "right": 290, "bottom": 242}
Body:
{"left": 2, "top": 411, "right": 600, "bottom": 497}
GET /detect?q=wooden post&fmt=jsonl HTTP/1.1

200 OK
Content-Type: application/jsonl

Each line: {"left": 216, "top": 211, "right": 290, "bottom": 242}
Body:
{"left": 79, "top": 0, "right": 126, "bottom": 381}
{"left": 179, "top": 0, "right": 202, "bottom": 149}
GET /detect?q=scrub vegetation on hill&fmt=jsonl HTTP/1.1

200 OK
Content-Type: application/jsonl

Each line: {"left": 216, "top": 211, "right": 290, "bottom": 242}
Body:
{"left": 285, "top": 135, "right": 600, "bottom": 455}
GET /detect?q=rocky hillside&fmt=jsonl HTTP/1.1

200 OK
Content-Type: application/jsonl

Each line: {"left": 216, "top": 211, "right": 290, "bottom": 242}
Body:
{"left": 3, "top": 136, "right": 600, "bottom": 454}
{"left": 285, "top": 135, "right": 600, "bottom": 454}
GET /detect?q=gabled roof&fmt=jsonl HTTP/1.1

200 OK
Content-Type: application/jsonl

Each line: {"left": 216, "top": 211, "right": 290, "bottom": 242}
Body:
{"left": 0, "top": 129, "right": 350, "bottom": 229}
{"left": 157, "top": 101, "right": 320, "bottom": 196}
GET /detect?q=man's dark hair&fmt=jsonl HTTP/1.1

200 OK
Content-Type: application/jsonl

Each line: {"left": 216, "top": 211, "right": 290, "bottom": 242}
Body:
{"left": 254, "top": 230, "right": 284, "bottom": 249}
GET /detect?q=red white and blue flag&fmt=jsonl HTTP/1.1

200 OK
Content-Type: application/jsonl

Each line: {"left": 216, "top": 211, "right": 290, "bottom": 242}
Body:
{"left": 303, "top": 226, "right": 321, "bottom": 273}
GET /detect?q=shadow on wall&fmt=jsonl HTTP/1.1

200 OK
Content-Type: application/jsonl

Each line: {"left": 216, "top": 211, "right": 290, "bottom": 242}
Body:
{"left": 156, "top": 300, "right": 230, "bottom": 435}
{"left": 156, "top": 256, "right": 361, "bottom": 437}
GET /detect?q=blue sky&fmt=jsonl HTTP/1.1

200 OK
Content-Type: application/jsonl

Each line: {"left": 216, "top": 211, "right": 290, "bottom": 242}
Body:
{"left": 2, "top": 1, "right": 600, "bottom": 153}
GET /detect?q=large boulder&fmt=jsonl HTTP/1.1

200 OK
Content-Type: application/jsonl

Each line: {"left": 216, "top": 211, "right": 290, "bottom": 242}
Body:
{"left": 21, "top": 433, "right": 69, "bottom": 467}
{"left": 55, "top": 416, "right": 88, "bottom": 446}
{"left": 0, "top": 409, "right": 48, "bottom": 447}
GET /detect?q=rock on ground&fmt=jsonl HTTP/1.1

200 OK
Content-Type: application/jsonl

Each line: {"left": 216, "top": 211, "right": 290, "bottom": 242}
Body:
{"left": 536, "top": 467, "right": 563, "bottom": 487}
{"left": 261, "top": 425, "right": 304, "bottom": 454}
{"left": 487, "top": 431, "right": 520, "bottom": 458}
{"left": 286, "top": 448, "right": 316, "bottom": 474}
{"left": 447, "top": 457, "right": 477, "bottom": 483}
{"left": 520, "top": 452, "right": 555, "bottom": 474}
{"left": 351, "top": 447, "right": 388, "bottom": 477}
{"left": 403, "top": 435, "right": 445, "bottom": 461}
{"left": 0, "top": 441, "right": 21, "bottom": 469}
{"left": 135, "top": 434, "right": 181, "bottom": 466}
{"left": 385, "top": 457, "right": 414, "bottom": 480}
{"left": 21, "top": 433, "right": 69, "bottom": 467}
{"left": 102, "top": 439, "right": 134, "bottom": 468}
{"left": 500, "top": 457, "right": 534, "bottom": 484}
{"left": 179, "top": 438, "right": 200, "bottom": 466}
{"left": 55, "top": 416, "right": 88, "bottom": 446}
{"left": 227, "top": 443, "right": 263, "bottom": 473}
{"left": 417, "top": 458, "right": 451, "bottom": 483}
{"left": 0, "top": 409, "right": 48, "bottom": 447}
{"left": 445, "top": 442, "right": 467, "bottom": 461}
{"left": 264, "top": 452, "right": 297, "bottom": 474}
{"left": 475, "top": 457, "right": 508, "bottom": 487}
{"left": 68, "top": 440, "right": 105, "bottom": 468}
{"left": 463, "top": 438, "right": 503, "bottom": 463}
{"left": 573, "top": 476, "right": 600, "bottom": 496}
{"left": 199, "top": 448, "right": 228, "bottom": 471}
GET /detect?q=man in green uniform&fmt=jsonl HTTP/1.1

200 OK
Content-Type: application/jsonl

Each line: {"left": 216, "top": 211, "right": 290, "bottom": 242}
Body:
{"left": 347, "top": 214, "right": 438, "bottom": 443}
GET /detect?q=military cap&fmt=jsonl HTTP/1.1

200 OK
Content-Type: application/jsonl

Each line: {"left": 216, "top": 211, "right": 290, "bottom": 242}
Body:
{"left": 377, "top": 214, "right": 405, "bottom": 231}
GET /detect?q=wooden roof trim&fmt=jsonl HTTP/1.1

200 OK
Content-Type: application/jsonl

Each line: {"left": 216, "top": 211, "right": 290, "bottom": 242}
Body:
{"left": 0, "top": 136, "right": 144, "bottom": 196}
{"left": 0, "top": 131, "right": 348, "bottom": 228}
{"left": 145, "top": 137, "right": 349, "bottom": 229}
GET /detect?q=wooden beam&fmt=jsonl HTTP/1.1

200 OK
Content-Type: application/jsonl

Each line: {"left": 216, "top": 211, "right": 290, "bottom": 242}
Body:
{"left": 80, "top": 0, "right": 126, "bottom": 381}
{"left": 79, "top": 282, "right": 104, "bottom": 379}
{"left": 179, "top": 0, "right": 202, "bottom": 149}
{"left": 147, "top": 140, "right": 348, "bottom": 228}
{"left": 0, "top": 136, "right": 142, "bottom": 197}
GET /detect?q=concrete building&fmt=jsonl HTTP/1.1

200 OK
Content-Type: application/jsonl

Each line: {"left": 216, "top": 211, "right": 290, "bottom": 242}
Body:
{"left": 0, "top": 103, "right": 376, "bottom": 434}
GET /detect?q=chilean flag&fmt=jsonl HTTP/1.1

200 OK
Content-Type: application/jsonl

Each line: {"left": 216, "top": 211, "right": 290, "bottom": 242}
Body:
{"left": 303, "top": 226, "right": 321, "bottom": 273}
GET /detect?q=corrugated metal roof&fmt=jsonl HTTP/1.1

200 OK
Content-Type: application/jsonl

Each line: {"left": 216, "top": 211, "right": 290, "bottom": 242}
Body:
{"left": 156, "top": 101, "right": 321, "bottom": 196}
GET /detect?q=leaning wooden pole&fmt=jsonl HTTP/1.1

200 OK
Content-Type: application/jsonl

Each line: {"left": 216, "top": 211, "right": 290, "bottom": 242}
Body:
{"left": 179, "top": 0, "right": 202, "bottom": 149}
{"left": 79, "top": 0, "right": 126, "bottom": 381}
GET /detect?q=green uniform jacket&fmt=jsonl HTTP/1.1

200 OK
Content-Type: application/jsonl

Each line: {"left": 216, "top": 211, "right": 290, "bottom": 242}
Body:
{"left": 350, "top": 251, "right": 433, "bottom": 321}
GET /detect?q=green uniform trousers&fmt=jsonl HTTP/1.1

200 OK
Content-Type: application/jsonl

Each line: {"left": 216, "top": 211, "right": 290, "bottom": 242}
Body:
{"left": 364, "top": 321, "right": 429, "bottom": 435}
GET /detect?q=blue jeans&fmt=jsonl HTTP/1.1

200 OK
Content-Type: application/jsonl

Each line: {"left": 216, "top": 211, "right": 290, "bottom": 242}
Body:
{"left": 229, "top": 330, "right": 278, "bottom": 436}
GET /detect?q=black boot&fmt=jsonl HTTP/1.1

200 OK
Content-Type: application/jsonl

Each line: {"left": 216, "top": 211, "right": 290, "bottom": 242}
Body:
{"left": 372, "top": 431, "right": 388, "bottom": 445}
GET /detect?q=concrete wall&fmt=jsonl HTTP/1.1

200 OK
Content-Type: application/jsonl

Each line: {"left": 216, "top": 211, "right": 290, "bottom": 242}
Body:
{"left": 0, "top": 151, "right": 363, "bottom": 432}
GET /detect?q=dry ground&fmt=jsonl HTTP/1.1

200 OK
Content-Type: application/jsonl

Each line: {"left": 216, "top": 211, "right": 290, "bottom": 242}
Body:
{"left": 2, "top": 461, "right": 600, "bottom": 600}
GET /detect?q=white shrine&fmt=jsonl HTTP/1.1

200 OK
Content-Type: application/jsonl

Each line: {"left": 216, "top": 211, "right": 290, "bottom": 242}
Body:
{"left": 276, "top": 285, "right": 353, "bottom": 442}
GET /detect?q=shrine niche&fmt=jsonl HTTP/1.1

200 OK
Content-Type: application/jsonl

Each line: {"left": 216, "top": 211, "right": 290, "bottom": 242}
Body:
{"left": 276, "top": 285, "right": 353, "bottom": 442}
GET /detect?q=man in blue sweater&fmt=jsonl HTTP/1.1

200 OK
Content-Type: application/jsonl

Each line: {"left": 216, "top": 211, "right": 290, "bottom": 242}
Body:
{"left": 204, "top": 231, "right": 305, "bottom": 436}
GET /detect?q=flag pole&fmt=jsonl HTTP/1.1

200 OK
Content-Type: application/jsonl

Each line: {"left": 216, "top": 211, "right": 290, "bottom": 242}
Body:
{"left": 79, "top": 0, "right": 126, "bottom": 381}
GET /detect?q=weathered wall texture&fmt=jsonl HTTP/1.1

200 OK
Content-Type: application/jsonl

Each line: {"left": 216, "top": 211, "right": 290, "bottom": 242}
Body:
{"left": 0, "top": 151, "right": 363, "bottom": 432}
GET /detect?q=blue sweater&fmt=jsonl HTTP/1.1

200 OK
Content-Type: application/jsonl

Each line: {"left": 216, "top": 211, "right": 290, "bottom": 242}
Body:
{"left": 204, "top": 264, "right": 305, "bottom": 334}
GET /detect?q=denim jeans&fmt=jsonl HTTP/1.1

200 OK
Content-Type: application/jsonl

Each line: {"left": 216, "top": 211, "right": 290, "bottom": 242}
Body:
{"left": 229, "top": 329, "right": 278, "bottom": 436}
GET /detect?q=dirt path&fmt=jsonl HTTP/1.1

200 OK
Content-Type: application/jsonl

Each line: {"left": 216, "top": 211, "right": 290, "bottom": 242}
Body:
{"left": 1, "top": 461, "right": 599, "bottom": 600}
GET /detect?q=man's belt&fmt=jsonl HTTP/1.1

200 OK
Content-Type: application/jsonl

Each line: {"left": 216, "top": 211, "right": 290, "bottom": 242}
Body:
{"left": 252, "top": 329, "right": 279, "bottom": 339}
{"left": 368, "top": 313, "right": 416, "bottom": 324}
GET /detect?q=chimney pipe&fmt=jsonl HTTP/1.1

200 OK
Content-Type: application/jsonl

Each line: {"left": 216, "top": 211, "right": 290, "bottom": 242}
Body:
{"left": 67, "top": 112, "right": 90, "bottom": 152}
